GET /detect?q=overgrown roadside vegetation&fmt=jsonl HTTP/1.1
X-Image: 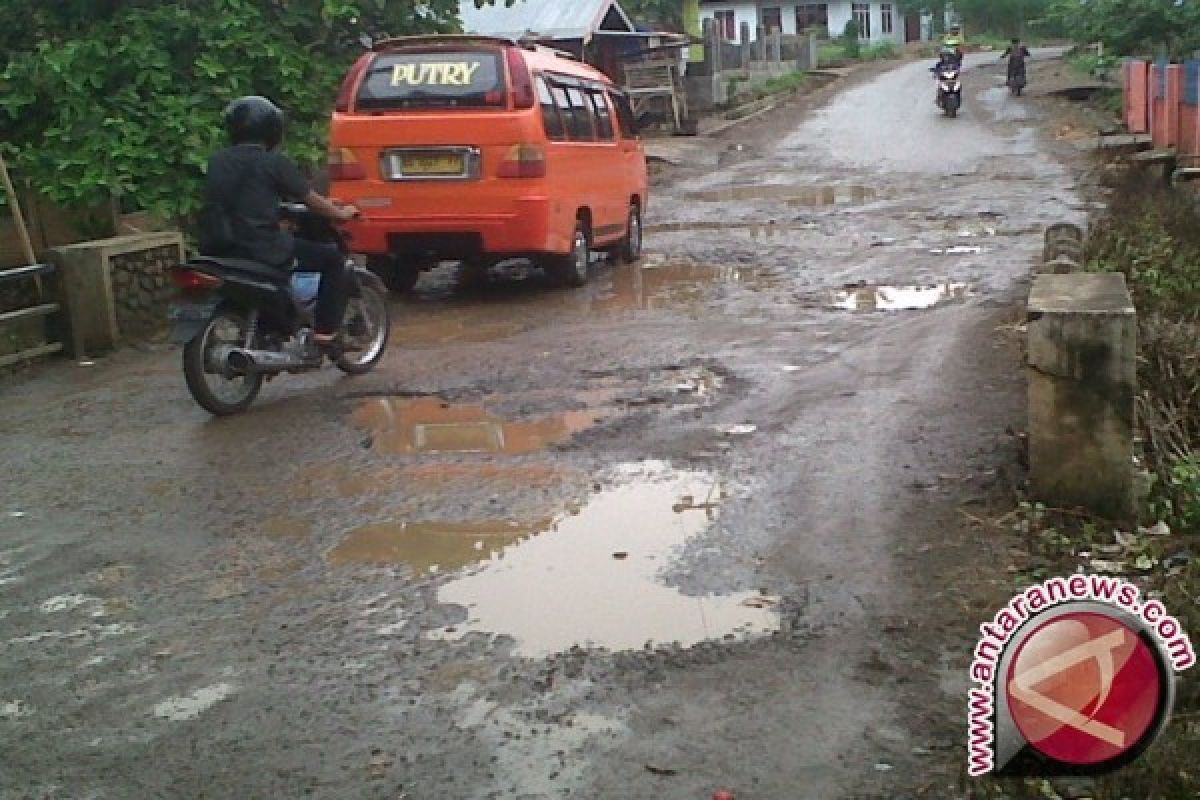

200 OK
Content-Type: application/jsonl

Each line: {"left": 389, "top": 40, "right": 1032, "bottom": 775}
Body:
{"left": 0, "top": 0, "right": 491, "bottom": 223}
{"left": 973, "top": 172, "right": 1200, "bottom": 800}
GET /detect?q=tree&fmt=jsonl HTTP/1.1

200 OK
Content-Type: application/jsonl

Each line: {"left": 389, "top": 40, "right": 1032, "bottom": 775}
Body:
{"left": 0, "top": 0, "right": 493, "bottom": 221}
{"left": 1047, "top": 0, "right": 1198, "bottom": 57}
{"left": 621, "top": 0, "right": 685, "bottom": 29}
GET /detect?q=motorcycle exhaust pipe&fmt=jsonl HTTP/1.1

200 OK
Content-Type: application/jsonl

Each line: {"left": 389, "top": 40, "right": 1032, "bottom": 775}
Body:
{"left": 226, "top": 348, "right": 306, "bottom": 374}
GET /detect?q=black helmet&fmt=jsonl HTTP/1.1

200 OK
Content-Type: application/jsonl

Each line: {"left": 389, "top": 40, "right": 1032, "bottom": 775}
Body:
{"left": 224, "top": 96, "right": 285, "bottom": 148}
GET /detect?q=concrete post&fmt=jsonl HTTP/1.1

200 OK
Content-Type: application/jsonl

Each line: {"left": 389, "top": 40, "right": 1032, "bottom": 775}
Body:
{"left": 50, "top": 232, "right": 185, "bottom": 356}
{"left": 1027, "top": 272, "right": 1137, "bottom": 521}
{"left": 740, "top": 21, "right": 752, "bottom": 67}
{"left": 768, "top": 31, "right": 783, "bottom": 62}
{"left": 755, "top": 25, "right": 767, "bottom": 62}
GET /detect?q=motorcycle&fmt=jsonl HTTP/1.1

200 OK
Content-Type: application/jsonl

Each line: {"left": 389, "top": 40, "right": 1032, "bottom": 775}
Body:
{"left": 1007, "top": 65, "right": 1027, "bottom": 96}
{"left": 934, "top": 63, "right": 963, "bottom": 117}
{"left": 169, "top": 204, "right": 391, "bottom": 416}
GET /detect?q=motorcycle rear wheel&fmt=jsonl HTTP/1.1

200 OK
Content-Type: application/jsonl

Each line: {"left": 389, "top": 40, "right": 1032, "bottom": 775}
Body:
{"left": 336, "top": 282, "right": 391, "bottom": 376}
{"left": 183, "top": 309, "right": 263, "bottom": 416}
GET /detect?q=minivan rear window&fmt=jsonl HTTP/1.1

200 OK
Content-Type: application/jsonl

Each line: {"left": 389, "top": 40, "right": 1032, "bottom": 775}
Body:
{"left": 356, "top": 50, "right": 506, "bottom": 110}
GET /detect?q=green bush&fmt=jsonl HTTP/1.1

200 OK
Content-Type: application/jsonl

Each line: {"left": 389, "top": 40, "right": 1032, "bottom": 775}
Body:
{"left": 841, "top": 19, "right": 861, "bottom": 59}
{"left": 1086, "top": 173, "right": 1200, "bottom": 534}
{"left": 863, "top": 42, "right": 898, "bottom": 60}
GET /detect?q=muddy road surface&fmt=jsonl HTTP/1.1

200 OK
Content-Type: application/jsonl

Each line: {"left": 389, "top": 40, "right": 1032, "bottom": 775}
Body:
{"left": 2, "top": 55, "right": 1083, "bottom": 798}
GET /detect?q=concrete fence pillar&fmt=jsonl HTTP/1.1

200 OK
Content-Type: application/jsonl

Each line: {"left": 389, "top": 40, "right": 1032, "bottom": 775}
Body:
{"left": 1027, "top": 272, "right": 1137, "bottom": 521}
{"left": 740, "top": 21, "right": 752, "bottom": 67}
{"left": 768, "top": 31, "right": 783, "bottom": 62}
{"left": 50, "top": 232, "right": 185, "bottom": 356}
{"left": 754, "top": 25, "right": 767, "bottom": 61}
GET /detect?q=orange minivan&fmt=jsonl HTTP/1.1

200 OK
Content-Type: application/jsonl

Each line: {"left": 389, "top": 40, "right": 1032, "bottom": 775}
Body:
{"left": 328, "top": 35, "right": 648, "bottom": 290}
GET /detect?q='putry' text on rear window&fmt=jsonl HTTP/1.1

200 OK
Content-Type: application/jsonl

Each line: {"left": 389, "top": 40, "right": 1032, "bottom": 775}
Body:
{"left": 357, "top": 51, "right": 506, "bottom": 110}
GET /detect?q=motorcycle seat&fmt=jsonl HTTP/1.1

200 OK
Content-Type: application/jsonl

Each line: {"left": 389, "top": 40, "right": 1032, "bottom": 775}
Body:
{"left": 190, "top": 256, "right": 289, "bottom": 285}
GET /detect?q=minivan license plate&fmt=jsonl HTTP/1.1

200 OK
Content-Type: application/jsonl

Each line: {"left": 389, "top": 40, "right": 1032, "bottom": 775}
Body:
{"left": 402, "top": 154, "right": 464, "bottom": 176}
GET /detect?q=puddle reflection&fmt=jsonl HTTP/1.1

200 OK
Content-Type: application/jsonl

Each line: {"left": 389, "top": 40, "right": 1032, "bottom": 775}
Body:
{"left": 827, "top": 283, "right": 972, "bottom": 312}
{"left": 425, "top": 462, "right": 780, "bottom": 657}
{"left": 328, "top": 520, "right": 554, "bottom": 573}
{"left": 686, "top": 184, "right": 881, "bottom": 207}
{"left": 352, "top": 397, "right": 602, "bottom": 456}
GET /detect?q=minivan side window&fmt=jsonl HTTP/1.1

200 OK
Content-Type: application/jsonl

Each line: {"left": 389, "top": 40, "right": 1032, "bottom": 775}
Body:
{"left": 564, "top": 86, "right": 596, "bottom": 142}
{"left": 611, "top": 91, "right": 638, "bottom": 139}
{"left": 551, "top": 85, "right": 576, "bottom": 140}
{"left": 537, "top": 76, "right": 566, "bottom": 141}
{"left": 589, "top": 90, "right": 615, "bottom": 141}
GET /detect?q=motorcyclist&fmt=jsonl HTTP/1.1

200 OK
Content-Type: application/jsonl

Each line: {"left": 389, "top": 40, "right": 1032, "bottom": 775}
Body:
{"left": 942, "top": 26, "right": 965, "bottom": 65}
{"left": 202, "top": 96, "right": 359, "bottom": 351}
{"left": 931, "top": 46, "right": 961, "bottom": 104}
{"left": 1001, "top": 37, "right": 1032, "bottom": 86}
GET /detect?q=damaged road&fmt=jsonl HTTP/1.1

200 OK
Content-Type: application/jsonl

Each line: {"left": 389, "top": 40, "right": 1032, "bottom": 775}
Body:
{"left": 1, "top": 53, "right": 1084, "bottom": 798}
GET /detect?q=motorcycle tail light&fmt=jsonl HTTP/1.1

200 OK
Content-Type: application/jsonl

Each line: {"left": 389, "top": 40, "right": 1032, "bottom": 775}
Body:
{"left": 172, "top": 269, "right": 223, "bottom": 290}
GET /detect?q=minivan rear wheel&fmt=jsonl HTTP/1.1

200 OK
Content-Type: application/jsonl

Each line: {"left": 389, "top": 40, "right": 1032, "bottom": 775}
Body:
{"left": 367, "top": 254, "right": 420, "bottom": 294}
{"left": 547, "top": 221, "right": 590, "bottom": 288}
{"left": 615, "top": 204, "right": 642, "bottom": 264}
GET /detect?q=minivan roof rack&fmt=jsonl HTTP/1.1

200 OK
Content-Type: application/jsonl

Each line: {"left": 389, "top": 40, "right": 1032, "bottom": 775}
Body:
{"left": 371, "top": 34, "right": 516, "bottom": 51}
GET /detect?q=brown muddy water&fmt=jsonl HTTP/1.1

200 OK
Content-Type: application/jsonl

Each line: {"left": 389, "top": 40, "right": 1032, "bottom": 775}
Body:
{"left": 424, "top": 462, "right": 780, "bottom": 657}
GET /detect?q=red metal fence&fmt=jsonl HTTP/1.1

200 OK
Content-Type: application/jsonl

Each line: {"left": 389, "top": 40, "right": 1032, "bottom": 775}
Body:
{"left": 1125, "top": 58, "right": 1200, "bottom": 161}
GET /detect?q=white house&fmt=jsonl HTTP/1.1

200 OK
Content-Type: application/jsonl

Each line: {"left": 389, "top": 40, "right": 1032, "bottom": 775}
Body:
{"left": 699, "top": 1, "right": 940, "bottom": 45}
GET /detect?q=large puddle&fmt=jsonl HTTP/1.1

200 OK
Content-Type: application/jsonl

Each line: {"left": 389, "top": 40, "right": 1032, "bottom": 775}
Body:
{"left": 352, "top": 397, "right": 603, "bottom": 456}
{"left": 645, "top": 221, "right": 817, "bottom": 239}
{"left": 685, "top": 184, "right": 881, "bottom": 207}
{"left": 387, "top": 262, "right": 774, "bottom": 347}
{"left": 424, "top": 462, "right": 780, "bottom": 657}
{"left": 328, "top": 519, "right": 554, "bottom": 573}
{"left": 826, "top": 283, "right": 972, "bottom": 312}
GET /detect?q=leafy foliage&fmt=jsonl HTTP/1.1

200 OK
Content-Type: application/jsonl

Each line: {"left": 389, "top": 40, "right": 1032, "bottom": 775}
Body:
{"left": 841, "top": 19, "right": 861, "bottom": 59}
{"left": 1047, "top": 0, "right": 1200, "bottom": 57}
{"left": 621, "top": 0, "right": 685, "bottom": 29}
{"left": 1086, "top": 172, "right": 1200, "bottom": 536}
{"left": 0, "top": 0, "right": 493, "bottom": 221}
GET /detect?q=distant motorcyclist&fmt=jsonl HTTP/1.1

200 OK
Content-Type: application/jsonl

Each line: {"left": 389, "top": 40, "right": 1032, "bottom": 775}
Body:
{"left": 942, "top": 26, "right": 965, "bottom": 65}
{"left": 1001, "top": 38, "right": 1032, "bottom": 86}
{"left": 931, "top": 46, "right": 961, "bottom": 103}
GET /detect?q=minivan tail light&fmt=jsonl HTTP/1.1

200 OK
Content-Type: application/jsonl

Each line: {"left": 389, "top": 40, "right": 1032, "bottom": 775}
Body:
{"left": 328, "top": 147, "right": 367, "bottom": 181}
{"left": 172, "top": 268, "right": 223, "bottom": 291}
{"left": 335, "top": 53, "right": 372, "bottom": 113}
{"left": 497, "top": 144, "right": 546, "bottom": 178}
{"left": 505, "top": 48, "right": 535, "bottom": 109}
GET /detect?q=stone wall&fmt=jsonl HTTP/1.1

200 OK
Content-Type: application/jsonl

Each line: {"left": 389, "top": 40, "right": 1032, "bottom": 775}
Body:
{"left": 111, "top": 244, "right": 178, "bottom": 339}
{"left": 50, "top": 232, "right": 185, "bottom": 356}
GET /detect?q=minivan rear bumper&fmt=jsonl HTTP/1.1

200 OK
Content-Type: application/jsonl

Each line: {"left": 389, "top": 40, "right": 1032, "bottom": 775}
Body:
{"left": 343, "top": 196, "right": 561, "bottom": 259}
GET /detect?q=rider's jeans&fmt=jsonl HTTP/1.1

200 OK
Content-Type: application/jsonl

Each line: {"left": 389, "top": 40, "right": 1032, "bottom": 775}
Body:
{"left": 292, "top": 238, "right": 349, "bottom": 335}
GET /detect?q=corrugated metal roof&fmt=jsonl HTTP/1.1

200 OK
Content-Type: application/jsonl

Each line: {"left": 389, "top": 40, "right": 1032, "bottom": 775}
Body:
{"left": 458, "top": 0, "right": 634, "bottom": 42}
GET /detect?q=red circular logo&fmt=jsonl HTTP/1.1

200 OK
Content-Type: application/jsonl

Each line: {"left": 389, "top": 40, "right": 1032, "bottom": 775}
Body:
{"left": 1006, "top": 612, "right": 1165, "bottom": 766}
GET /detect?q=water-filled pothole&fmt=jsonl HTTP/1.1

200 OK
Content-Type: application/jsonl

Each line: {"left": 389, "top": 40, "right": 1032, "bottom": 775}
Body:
{"left": 825, "top": 283, "right": 973, "bottom": 312}
{"left": 424, "top": 462, "right": 780, "bottom": 657}
{"left": 685, "top": 184, "right": 882, "bottom": 207}
{"left": 352, "top": 397, "right": 604, "bottom": 456}
{"left": 327, "top": 520, "right": 555, "bottom": 573}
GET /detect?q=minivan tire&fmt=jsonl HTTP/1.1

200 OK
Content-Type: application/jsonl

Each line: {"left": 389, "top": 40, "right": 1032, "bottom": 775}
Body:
{"left": 606, "top": 204, "right": 643, "bottom": 264}
{"left": 368, "top": 254, "right": 420, "bottom": 294}
{"left": 547, "top": 221, "right": 590, "bottom": 288}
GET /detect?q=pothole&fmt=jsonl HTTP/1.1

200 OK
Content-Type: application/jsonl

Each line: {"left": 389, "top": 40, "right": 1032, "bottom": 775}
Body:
{"left": 684, "top": 184, "right": 883, "bottom": 207}
{"left": 646, "top": 221, "right": 818, "bottom": 239}
{"left": 328, "top": 519, "right": 555, "bottom": 574}
{"left": 352, "top": 397, "right": 607, "bottom": 456}
{"left": 424, "top": 461, "right": 780, "bottom": 657}
{"left": 824, "top": 283, "right": 973, "bottom": 312}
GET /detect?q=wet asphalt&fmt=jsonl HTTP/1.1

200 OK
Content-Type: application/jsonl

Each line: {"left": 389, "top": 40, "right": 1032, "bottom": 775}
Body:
{"left": 2, "top": 54, "right": 1086, "bottom": 798}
